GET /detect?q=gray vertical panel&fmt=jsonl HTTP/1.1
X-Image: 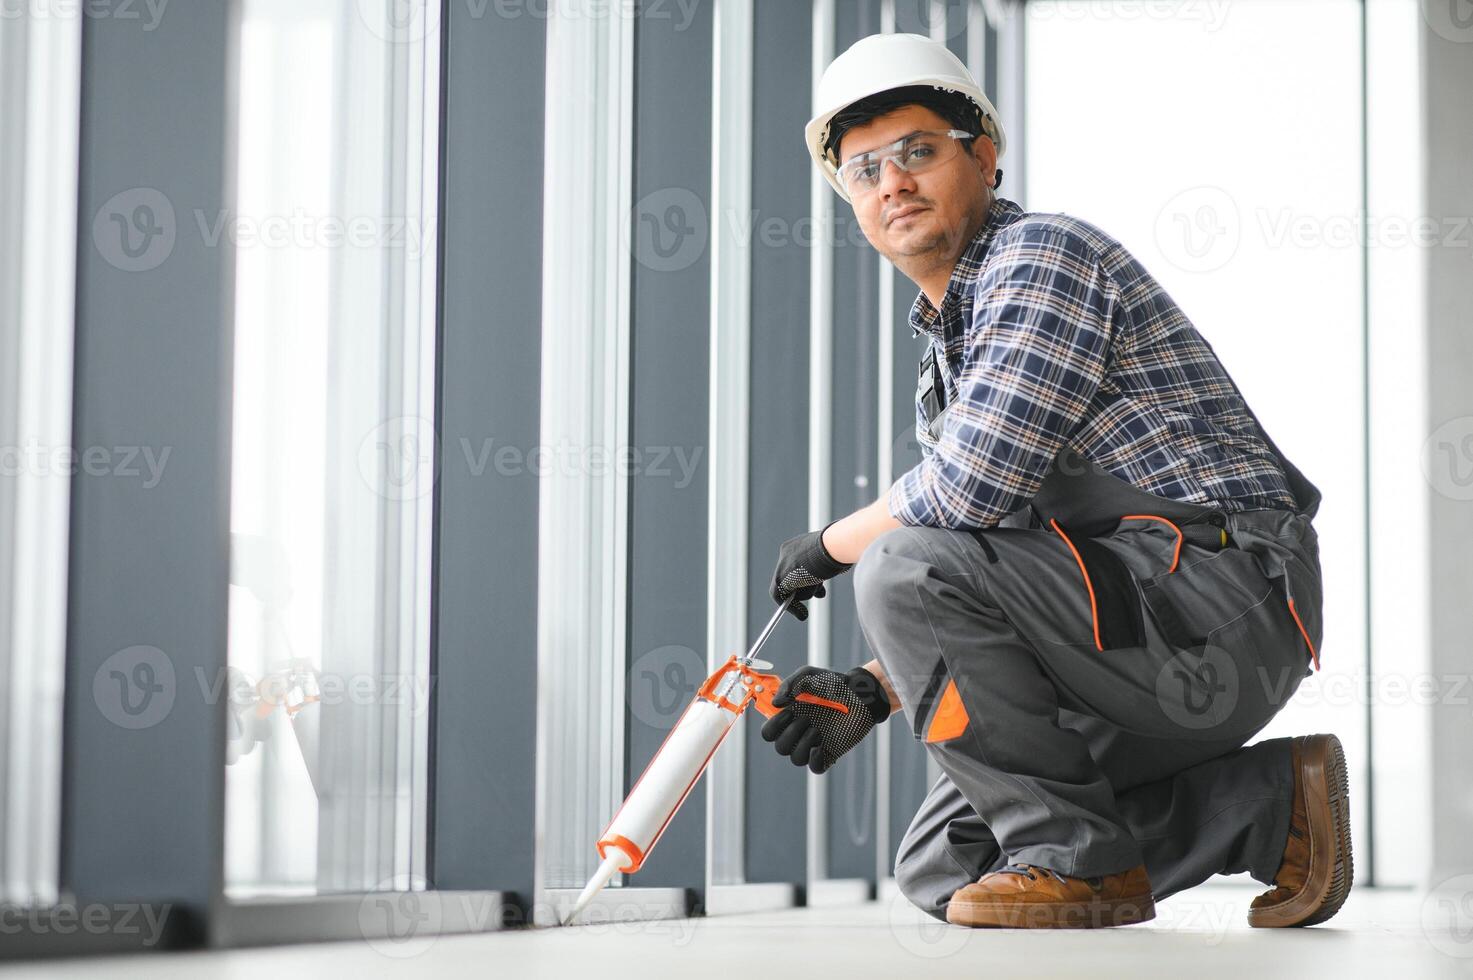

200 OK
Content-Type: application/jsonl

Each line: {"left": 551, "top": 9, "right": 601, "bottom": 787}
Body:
{"left": 430, "top": 1, "right": 544, "bottom": 901}
{"left": 885, "top": 268, "right": 931, "bottom": 873}
{"left": 62, "top": 2, "right": 230, "bottom": 938}
{"left": 0, "top": 18, "right": 21, "bottom": 890}
{"left": 984, "top": 14, "right": 998, "bottom": 96}
{"left": 744, "top": 0, "right": 813, "bottom": 886}
{"left": 1424, "top": 13, "right": 1473, "bottom": 881}
{"left": 825, "top": 0, "right": 882, "bottom": 885}
{"left": 893, "top": 0, "right": 929, "bottom": 35}
{"left": 626, "top": 0, "right": 714, "bottom": 892}
{"left": 995, "top": 1, "right": 1024, "bottom": 204}
{"left": 944, "top": 0, "right": 968, "bottom": 61}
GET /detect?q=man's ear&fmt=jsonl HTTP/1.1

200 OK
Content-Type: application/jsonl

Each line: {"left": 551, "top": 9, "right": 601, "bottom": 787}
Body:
{"left": 971, "top": 137, "right": 999, "bottom": 187}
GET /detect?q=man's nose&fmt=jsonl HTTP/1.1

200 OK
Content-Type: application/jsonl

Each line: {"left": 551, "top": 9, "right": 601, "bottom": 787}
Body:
{"left": 878, "top": 157, "right": 917, "bottom": 200}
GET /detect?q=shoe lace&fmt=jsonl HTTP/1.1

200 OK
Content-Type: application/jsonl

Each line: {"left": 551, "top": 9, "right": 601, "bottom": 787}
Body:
{"left": 997, "top": 862, "right": 1068, "bottom": 884}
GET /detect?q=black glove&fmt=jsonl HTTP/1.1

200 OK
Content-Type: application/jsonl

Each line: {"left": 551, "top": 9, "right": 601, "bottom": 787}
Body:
{"left": 769, "top": 522, "right": 852, "bottom": 621}
{"left": 760, "top": 665, "right": 891, "bottom": 774}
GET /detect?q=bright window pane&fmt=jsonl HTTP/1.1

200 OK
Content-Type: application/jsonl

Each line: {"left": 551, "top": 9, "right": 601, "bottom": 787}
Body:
{"left": 225, "top": 0, "right": 438, "bottom": 896}
{"left": 1026, "top": 0, "right": 1369, "bottom": 875}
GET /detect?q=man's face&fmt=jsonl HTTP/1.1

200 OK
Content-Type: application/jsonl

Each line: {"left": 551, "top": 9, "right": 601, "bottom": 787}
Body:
{"left": 836, "top": 103, "right": 997, "bottom": 265}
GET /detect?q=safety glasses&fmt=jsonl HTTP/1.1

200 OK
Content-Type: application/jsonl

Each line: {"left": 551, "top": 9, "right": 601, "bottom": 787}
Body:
{"left": 835, "top": 129, "right": 974, "bottom": 197}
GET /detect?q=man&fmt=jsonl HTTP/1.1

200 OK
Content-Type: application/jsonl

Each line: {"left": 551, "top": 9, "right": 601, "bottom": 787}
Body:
{"left": 761, "top": 32, "right": 1351, "bottom": 930}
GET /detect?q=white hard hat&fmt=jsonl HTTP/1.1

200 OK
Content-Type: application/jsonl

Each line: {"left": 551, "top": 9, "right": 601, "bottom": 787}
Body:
{"left": 805, "top": 32, "right": 1007, "bottom": 204}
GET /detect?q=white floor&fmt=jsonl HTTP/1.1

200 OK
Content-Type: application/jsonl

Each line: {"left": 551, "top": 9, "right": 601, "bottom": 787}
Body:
{"left": 6, "top": 883, "right": 1472, "bottom": 979}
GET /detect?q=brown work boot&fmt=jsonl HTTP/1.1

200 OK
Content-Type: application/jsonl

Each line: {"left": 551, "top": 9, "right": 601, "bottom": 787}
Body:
{"left": 1248, "top": 733, "right": 1353, "bottom": 927}
{"left": 945, "top": 862, "right": 1155, "bottom": 928}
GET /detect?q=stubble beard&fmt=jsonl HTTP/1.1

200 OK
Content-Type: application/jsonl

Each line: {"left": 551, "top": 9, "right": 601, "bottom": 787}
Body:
{"left": 883, "top": 186, "right": 994, "bottom": 284}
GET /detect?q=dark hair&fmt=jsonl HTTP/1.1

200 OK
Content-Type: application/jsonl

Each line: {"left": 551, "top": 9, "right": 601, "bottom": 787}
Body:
{"left": 823, "top": 84, "right": 1002, "bottom": 189}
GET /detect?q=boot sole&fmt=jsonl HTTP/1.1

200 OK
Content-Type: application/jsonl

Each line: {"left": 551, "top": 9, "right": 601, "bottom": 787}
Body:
{"left": 1248, "top": 733, "right": 1353, "bottom": 928}
{"left": 945, "top": 891, "right": 1156, "bottom": 929}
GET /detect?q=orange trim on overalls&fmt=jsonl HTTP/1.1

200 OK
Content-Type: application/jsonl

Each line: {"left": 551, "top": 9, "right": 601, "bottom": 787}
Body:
{"left": 924, "top": 678, "right": 970, "bottom": 742}
{"left": 1287, "top": 596, "right": 1321, "bottom": 672}
{"left": 1050, "top": 518, "right": 1103, "bottom": 652}
{"left": 1118, "top": 514, "right": 1185, "bottom": 573}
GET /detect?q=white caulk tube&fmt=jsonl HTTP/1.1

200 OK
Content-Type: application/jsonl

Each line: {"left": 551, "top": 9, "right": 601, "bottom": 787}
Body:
{"left": 561, "top": 596, "right": 796, "bottom": 925}
{"left": 565, "top": 697, "right": 739, "bottom": 921}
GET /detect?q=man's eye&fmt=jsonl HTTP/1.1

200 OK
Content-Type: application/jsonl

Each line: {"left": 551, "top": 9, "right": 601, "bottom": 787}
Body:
{"left": 855, "top": 162, "right": 881, "bottom": 182}
{"left": 904, "top": 144, "right": 936, "bottom": 163}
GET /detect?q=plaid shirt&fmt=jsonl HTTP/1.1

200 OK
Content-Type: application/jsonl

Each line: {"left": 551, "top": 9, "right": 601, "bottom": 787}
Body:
{"left": 888, "top": 195, "right": 1298, "bottom": 530}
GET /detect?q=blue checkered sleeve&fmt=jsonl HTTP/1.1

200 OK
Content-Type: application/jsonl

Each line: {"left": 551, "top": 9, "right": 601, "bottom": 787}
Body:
{"left": 888, "top": 227, "right": 1117, "bottom": 529}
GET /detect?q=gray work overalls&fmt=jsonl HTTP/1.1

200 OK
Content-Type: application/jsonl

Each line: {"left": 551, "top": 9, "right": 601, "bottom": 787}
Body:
{"left": 854, "top": 339, "right": 1325, "bottom": 922}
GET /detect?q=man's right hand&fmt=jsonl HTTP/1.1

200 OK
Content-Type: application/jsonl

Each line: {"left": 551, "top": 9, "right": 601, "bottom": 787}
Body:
{"left": 769, "top": 523, "right": 853, "bottom": 621}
